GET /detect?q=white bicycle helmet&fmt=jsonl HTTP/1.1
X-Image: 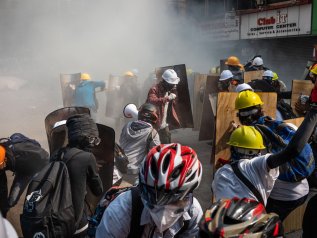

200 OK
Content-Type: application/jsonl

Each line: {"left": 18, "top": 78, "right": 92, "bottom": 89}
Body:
{"left": 139, "top": 143, "right": 202, "bottom": 207}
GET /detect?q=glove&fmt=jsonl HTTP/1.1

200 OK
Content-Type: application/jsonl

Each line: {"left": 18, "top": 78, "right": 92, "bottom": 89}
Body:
{"left": 167, "top": 93, "right": 176, "bottom": 101}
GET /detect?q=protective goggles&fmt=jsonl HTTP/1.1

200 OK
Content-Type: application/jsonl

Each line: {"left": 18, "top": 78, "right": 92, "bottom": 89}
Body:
{"left": 238, "top": 108, "right": 259, "bottom": 117}
{"left": 88, "top": 136, "right": 101, "bottom": 146}
{"left": 140, "top": 182, "right": 191, "bottom": 208}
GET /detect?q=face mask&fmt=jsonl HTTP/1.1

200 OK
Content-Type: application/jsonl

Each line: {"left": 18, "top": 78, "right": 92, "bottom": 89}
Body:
{"left": 149, "top": 203, "right": 187, "bottom": 233}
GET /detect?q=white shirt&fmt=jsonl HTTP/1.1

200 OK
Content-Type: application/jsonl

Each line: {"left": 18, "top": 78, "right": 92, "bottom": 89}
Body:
{"left": 96, "top": 190, "right": 203, "bottom": 238}
{"left": 212, "top": 154, "right": 279, "bottom": 206}
{"left": 269, "top": 178, "right": 309, "bottom": 201}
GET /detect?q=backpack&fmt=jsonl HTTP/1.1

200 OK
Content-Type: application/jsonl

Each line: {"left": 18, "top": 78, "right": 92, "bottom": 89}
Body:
{"left": 20, "top": 148, "right": 82, "bottom": 238}
{"left": 87, "top": 186, "right": 144, "bottom": 238}
{"left": 255, "top": 116, "right": 315, "bottom": 182}
{"left": 0, "top": 133, "right": 49, "bottom": 174}
{"left": 87, "top": 186, "right": 190, "bottom": 238}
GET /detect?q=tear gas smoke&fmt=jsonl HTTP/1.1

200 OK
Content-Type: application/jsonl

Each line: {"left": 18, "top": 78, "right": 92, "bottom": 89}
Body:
{"left": 0, "top": 0, "right": 213, "bottom": 147}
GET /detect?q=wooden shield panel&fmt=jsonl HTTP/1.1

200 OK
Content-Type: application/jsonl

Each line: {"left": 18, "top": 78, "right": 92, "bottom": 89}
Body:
{"left": 243, "top": 70, "right": 264, "bottom": 83}
{"left": 291, "top": 80, "right": 314, "bottom": 113}
{"left": 155, "top": 64, "right": 194, "bottom": 128}
{"left": 60, "top": 73, "right": 81, "bottom": 107}
{"left": 193, "top": 74, "right": 208, "bottom": 131}
{"left": 284, "top": 117, "right": 305, "bottom": 128}
{"left": 198, "top": 76, "right": 219, "bottom": 141}
{"left": 213, "top": 92, "right": 277, "bottom": 165}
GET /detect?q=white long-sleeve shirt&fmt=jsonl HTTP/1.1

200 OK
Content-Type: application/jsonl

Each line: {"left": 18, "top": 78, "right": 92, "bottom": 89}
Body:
{"left": 96, "top": 190, "right": 203, "bottom": 238}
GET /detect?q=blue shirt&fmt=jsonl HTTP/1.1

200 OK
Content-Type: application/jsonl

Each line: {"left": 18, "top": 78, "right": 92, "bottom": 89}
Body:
{"left": 73, "top": 80, "right": 105, "bottom": 111}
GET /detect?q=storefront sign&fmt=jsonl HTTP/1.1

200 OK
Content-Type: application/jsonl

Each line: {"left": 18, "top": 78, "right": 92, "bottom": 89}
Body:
{"left": 199, "top": 13, "right": 239, "bottom": 41}
{"left": 241, "top": 4, "right": 311, "bottom": 39}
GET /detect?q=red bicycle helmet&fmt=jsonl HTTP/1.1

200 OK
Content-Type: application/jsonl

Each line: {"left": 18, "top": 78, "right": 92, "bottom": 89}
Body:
{"left": 200, "top": 197, "right": 284, "bottom": 238}
{"left": 139, "top": 143, "right": 202, "bottom": 207}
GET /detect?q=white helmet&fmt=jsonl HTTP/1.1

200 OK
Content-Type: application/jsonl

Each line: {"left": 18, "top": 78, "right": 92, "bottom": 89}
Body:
{"left": 162, "top": 69, "right": 180, "bottom": 85}
{"left": 252, "top": 57, "right": 264, "bottom": 66}
{"left": 235, "top": 83, "right": 254, "bottom": 93}
{"left": 219, "top": 70, "right": 234, "bottom": 81}
{"left": 262, "top": 70, "right": 274, "bottom": 78}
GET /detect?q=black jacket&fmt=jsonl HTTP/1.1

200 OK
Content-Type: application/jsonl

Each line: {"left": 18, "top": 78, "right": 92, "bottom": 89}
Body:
{"left": 64, "top": 147, "right": 103, "bottom": 224}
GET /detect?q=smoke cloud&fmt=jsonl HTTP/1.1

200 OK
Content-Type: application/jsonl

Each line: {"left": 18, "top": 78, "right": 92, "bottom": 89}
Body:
{"left": 0, "top": 0, "right": 213, "bottom": 147}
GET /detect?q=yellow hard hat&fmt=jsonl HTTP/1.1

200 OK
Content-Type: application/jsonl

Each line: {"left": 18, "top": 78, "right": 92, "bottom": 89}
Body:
{"left": 80, "top": 73, "right": 91, "bottom": 80}
{"left": 186, "top": 68, "right": 193, "bottom": 75}
{"left": 0, "top": 145, "right": 6, "bottom": 169}
{"left": 272, "top": 72, "right": 279, "bottom": 81}
{"left": 124, "top": 71, "right": 134, "bottom": 77}
{"left": 227, "top": 126, "right": 265, "bottom": 150}
{"left": 310, "top": 64, "right": 317, "bottom": 75}
{"left": 235, "top": 91, "right": 264, "bottom": 110}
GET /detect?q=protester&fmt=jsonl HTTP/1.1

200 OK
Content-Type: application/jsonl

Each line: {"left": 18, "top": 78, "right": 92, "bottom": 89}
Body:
{"left": 0, "top": 134, "right": 49, "bottom": 217}
{"left": 218, "top": 70, "right": 234, "bottom": 92}
{"left": 235, "top": 83, "right": 254, "bottom": 93}
{"left": 224, "top": 56, "right": 244, "bottom": 83}
{"left": 199, "top": 197, "right": 284, "bottom": 237}
{"left": 96, "top": 143, "right": 203, "bottom": 237}
{"left": 212, "top": 108, "right": 317, "bottom": 207}
{"left": 146, "top": 69, "right": 181, "bottom": 143}
{"left": 51, "top": 114, "right": 103, "bottom": 237}
{"left": 233, "top": 90, "right": 311, "bottom": 220}
{"left": 244, "top": 56, "right": 269, "bottom": 71}
{"left": 119, "top": 103, "right": 160, "bottom": 177}
{"left": 73, "top": 73, "right": 106, "bottom": 120}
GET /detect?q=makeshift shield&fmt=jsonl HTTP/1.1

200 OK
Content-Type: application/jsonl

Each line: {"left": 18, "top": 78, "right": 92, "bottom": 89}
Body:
{"left": 45, "top": 107, "right": 91, "bottom": 154}
{"left": 86, "top": 124, "right": 115, "bottom": 212}
{"left": 60, "top": 73, "right": 81, "bottom": 107}
{"left": 155, "top": 64, "right": 194, "bottom": 128}
{"left": 105, "top": 74, "right": 124, "bottom": 118}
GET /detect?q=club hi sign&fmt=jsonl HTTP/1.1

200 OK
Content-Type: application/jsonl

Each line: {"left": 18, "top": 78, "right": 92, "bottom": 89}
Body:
{"left": 241, "top": 4, "right": 312, "bottom": 39}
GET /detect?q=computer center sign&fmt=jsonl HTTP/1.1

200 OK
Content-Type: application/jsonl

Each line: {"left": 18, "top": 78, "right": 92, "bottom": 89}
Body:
{"left": 240, "top": 4, "right": 312, "bottom": 39}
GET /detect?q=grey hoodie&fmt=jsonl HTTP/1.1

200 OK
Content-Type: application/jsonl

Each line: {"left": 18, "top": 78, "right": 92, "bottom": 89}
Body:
{"left": 119, "top": 120, "right": 160, "bottom": 174}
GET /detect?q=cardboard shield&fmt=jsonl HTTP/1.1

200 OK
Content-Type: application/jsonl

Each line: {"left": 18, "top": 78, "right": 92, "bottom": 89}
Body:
{"left": 198, "top": 76, "right": 219, "bottom": 141}
{"left": 45, "top": 107, "right": 91, "bottom": 154}
{"left": 86, "top": 124, "right": 115, "bottom": 212}
{"left": 155, "top": 64, "right": 194, "bottom": 128}
{"left": 213, "top": 92, "right": 277, "bottom": 166}
{"left": 291, "top": 80, "right": 314, "bottom": 114}
{"left": 243, "top": 70, "right": 264, "bottom": 83}
{"left": 60, "top": 73, "right": 81, "bottom": 107}
{"left": 193, "top": 74, "right": 208, "bottom": 131}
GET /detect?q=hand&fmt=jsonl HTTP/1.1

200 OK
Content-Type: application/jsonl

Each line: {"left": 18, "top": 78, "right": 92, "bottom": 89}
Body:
{"left": 295, "top": 95, "right": 309, "bottom": 115}
{"left": 167, "top": 93, "right": 176, "bottom": 101}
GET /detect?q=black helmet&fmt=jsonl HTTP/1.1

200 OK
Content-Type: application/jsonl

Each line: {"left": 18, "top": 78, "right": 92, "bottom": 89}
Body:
{"left": 199, "top": 197, "right": 284, "bottom": 238}
{"left": 66, "top": 114, "right": 100, "bottom": 147}
{"left": 138, "top": 103, "right": 158, "bottom": 126}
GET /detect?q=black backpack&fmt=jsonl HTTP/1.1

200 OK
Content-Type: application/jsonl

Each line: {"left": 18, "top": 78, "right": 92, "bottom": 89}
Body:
{"left": 0, "top": 133, "right": 49, "bottom": 174}
{"left": 20, "top": 148, "right": 82, "bottom": 238}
